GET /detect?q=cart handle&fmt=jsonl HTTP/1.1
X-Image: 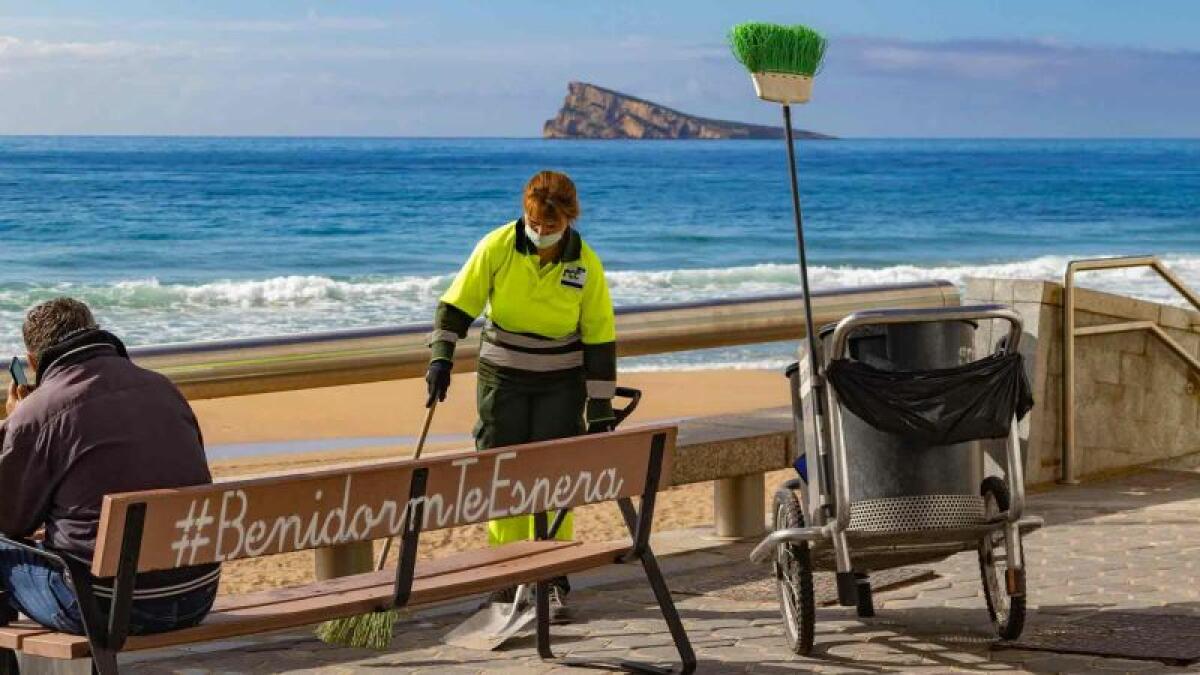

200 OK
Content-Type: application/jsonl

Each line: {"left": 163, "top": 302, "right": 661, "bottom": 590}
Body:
{"left": 612, "top": 386, "right": 642, "bottom": 427}
{"left": 749, "top": 525, "right": 832, "bottom": 564}
{"left": 826, "top": 304, "right": 1024, "bottom": 366}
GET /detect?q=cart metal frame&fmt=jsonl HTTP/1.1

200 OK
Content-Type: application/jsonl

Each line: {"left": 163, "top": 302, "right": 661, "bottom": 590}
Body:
{"left": 750, "top": 304, "right": 1044, "bottom": 649}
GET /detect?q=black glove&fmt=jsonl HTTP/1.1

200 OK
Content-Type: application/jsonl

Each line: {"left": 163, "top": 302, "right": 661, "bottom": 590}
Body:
{"left": 425, "top": 360, "right": 452, "bottom": 407}
{"left": 586, "top": 398, "right": 616, "bottom": 433}
{"left": 588, "top": 420, "right": 615, "bottom": 434}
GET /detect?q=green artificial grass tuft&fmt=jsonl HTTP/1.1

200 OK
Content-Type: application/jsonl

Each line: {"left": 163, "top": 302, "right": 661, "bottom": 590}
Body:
{"left": 729, "top": 22, "right": 827, "bottom": 77}
{"left": 316, "top": 609, "right": 399, "bottom": 651}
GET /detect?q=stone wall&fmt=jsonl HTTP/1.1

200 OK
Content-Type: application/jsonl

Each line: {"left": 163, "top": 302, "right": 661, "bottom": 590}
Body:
{"left": 965, "top": 278, "right": 1200, "bottom": 485}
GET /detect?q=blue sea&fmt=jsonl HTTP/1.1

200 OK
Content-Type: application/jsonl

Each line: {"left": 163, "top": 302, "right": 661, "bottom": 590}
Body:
{"left": 1, "top": 137, "right": 1198, "bottom": 368}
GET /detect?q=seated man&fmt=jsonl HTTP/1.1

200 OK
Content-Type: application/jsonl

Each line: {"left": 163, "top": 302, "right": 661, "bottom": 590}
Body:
{"left": 0, "top": 298, "right": 219, "bottom": 635}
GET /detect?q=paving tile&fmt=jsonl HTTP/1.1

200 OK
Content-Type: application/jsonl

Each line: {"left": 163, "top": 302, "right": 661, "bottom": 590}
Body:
{"left": 602, "top": 633, "right": 675, "bottom": 649}
{"left": 1087, "top": 656, "right": 1169, "bottom": 672}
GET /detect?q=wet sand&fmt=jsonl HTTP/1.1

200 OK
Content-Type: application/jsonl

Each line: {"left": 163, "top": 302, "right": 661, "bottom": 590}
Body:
{"left": 193, "top": 369, "right": 791, "bottom": 595}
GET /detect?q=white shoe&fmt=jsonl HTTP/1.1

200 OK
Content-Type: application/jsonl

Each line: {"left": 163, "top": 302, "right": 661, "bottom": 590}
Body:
{"left": 547, "top": 584, "right": 572, "bottom": 624}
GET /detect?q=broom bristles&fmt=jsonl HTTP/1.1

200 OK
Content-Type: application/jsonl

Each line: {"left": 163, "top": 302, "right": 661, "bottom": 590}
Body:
{"left": 316, "top": 609, "right": 399, "bottom": 650}
{"left": 729, "top": 22, "right": 828, "bottom": 77}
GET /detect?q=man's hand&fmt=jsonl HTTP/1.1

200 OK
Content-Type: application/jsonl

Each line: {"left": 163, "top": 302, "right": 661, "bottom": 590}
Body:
{"left": 5, "top": 381, "right": 31, "bottom": 417}
{"left": 425, "top": 360, "right": 452, "bottom": 408}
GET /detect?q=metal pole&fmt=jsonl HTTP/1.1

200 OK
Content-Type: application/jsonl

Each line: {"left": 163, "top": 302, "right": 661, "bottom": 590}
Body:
{"left": 781, "top": 104, "right": 830, "bottom": 504}
{"left": 782, "top": 104, "right": 822, "bottom": 392}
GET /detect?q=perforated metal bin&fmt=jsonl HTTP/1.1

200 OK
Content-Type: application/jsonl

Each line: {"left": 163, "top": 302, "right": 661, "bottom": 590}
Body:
{"left": 791, "top": 319, "right": 985, "bottom": 550}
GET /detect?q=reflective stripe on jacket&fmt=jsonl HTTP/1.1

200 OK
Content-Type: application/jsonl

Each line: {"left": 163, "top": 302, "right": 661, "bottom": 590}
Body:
{"left": 432, "top": 219, "right": 616, "bottom": 396}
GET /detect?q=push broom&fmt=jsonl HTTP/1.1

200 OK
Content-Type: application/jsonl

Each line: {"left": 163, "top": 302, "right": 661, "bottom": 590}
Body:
{"left": 729, "top": 23, "right": 857, "bottom": 602}
{"left": 315, "top": 401, "right": 438, "bottom": 650}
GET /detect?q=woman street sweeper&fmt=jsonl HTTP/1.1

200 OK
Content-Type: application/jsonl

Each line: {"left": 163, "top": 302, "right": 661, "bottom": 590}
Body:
{"left": 425, "top": 170, "right": 617, "bottom": 620}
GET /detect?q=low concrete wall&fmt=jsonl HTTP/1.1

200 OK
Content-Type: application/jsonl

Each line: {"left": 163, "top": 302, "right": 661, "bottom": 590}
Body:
{"left": 965, "top": 278, "right": 1200, "bottom": 485}
{"left": 670, "top": 408, "right": 792, "bottom": 486}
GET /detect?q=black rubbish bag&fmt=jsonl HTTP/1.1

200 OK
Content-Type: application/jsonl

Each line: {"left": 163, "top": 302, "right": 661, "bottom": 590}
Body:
{"left": 826, "top": 352, "right": 1034, "bottom": 446}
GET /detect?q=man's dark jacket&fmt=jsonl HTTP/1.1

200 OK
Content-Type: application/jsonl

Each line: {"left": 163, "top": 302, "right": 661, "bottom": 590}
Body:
{"left": 0, "top": 331, "right": 214, "bottom": 568}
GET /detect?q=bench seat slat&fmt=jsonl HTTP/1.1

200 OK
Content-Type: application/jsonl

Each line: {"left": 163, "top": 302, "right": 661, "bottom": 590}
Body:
{"left": 0, "top": 541, "right": 581, "bottom": 652}
{"left": 19, "top": 540, "right": 630, "bottom": 660}
{"left": 0, "top": 621, "right": 55, "bottom": 650}
{"left": 211, "top": 539, "right": 583, "bottom": 614}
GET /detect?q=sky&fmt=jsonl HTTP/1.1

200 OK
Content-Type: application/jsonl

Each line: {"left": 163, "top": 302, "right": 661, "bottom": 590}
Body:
{"left": 1, "top": 1, "right": 1199, "bottom": 137}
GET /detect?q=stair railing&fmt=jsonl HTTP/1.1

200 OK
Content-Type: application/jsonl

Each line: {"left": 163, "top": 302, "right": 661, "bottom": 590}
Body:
{"left": 1062, "top": 255, "right": 1200, "bottom": 484}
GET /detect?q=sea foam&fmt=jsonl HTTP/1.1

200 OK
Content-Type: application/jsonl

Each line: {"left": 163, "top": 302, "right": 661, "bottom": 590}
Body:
{"left": 2, "top": 254, "right": 1199, "bottom": 358}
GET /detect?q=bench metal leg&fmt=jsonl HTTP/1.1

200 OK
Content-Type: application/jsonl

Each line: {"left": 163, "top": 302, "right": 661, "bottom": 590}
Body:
{"left": 535, "top": 580, "right": 553, "bottom": 660}
{"left": 569, "top": 547, "right": 696, "bottom": 675}
{"left": 612, "top": 496, "right": 697, "bottom": 675}
{"left": 631, "top": 548, "right": 696, "bottom": 675}
{"left": 0, "top": 648, "right": 17, "bottom": 675}
{"left": 89, "top": 650, "right": 117, "bottom": 675}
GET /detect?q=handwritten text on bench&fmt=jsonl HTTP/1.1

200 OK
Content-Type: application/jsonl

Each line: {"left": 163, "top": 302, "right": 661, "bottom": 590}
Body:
{"left": 170, "top": 452, "right": 627, "bottom": 565}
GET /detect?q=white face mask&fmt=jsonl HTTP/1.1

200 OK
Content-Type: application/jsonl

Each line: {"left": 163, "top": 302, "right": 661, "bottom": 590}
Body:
{"left": 524, "top": 219, "right": 565, "bottom": 250}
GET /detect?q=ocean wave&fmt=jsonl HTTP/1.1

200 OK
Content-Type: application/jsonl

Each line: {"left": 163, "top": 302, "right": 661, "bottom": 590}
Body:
{"left": 4, "top": 254, "right": 1196, "bottom": 310}
{"left": 617, "top": 254, "right": 1200, "bottom": 307}
{"left": 0, "top": 275, "right": 454, "bottom": 311}
{"left": 2, "top": 254, "right": 1199, "bottom": 355}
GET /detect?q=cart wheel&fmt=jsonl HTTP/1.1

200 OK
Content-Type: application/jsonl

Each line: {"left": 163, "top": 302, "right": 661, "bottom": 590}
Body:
{"left": 978, "top": 477, "right": 1026, "bottom": 640}
{"left": 772, "top": 486, "right": 815, "bottom": 655}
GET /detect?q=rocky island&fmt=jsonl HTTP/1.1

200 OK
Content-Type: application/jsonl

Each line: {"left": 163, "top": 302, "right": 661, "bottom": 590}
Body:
{"left": 543, "top": 82, "right": 833, "bottom": 140}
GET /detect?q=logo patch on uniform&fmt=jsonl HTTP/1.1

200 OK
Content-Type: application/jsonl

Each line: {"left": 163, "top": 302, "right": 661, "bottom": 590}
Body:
{"left": 561, "top": 265, "right": 587, "bottom": 289}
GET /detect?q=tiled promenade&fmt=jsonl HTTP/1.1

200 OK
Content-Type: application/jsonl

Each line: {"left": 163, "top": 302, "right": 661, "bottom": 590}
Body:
{"left": 112, "top": 468, "right": 1200, "bottom": 674}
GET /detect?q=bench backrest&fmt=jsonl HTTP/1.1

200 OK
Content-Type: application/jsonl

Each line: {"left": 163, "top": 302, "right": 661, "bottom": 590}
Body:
{"left": 91, "top": 425, "right": 676, "bottom": 577}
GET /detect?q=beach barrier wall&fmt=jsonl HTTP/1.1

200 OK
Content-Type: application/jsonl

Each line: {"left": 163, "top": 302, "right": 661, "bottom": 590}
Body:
{"left": 964, "top": 278, "right": 1200, "bottom": 485}
{"left": 113, "top": 280, "right": 960, "bottom": 401}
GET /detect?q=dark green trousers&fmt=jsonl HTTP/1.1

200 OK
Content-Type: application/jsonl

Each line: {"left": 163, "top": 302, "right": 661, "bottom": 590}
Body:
{"left": 474, "top": 374, "right": 585, "bottom": 546}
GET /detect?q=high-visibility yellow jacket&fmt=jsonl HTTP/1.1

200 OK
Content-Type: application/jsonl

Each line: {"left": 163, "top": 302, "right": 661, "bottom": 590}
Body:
{"left": 430, "top": 219, "right": 617, "bottom": 408}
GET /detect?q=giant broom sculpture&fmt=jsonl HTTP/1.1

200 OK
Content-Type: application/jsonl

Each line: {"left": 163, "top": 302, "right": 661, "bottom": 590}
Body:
{"left": 730, "top": 20, "right": 828, "bottom": 414}
{"left": 728, "top": 21, "right": 827, "bottom": 382}
{"left": 731, "top": 23, "right": 859, "bottom": 602}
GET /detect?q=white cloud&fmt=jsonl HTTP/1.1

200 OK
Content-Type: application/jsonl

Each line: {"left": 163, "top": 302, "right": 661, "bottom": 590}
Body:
{"left": 0, "top": 13, "right": 399, "bottom": 35}
{"left": 0, "top": 35, "right": 159, "bottom": 61}
{"left": 836, "top": 36, "right": 1200, "bottom": 86}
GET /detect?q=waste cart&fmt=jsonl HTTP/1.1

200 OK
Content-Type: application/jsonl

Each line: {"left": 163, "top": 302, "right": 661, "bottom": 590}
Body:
{"left": 752, "top": 304, "right": 1043, "bottom": 655}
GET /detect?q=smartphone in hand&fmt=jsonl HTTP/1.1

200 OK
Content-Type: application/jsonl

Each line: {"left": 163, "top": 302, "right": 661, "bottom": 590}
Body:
{"left": 8, "top": 357, "right": 29, "bottom": 387}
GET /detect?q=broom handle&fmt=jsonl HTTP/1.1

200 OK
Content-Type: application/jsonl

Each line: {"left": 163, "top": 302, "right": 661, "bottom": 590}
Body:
{"left": 376, "top": 400, "right": 438, "bottom": 571}
{"left": 781, "top": 104, "right": 831, "bottom": 500}
{"left": 412, "top": 400, "right": 437, "bottom": 462}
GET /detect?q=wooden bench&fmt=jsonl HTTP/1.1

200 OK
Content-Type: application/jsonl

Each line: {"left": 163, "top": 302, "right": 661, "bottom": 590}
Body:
{"left": 0, "top": 424, "right": 694, "bottom": 674}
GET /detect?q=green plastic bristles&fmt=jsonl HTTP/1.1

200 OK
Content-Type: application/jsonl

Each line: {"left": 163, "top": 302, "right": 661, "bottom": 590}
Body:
{"left": 316, "top": 609, "right": 399, "bottom": 651}
{"left": 729, "top": 22, "right": 827, "bottom": 77}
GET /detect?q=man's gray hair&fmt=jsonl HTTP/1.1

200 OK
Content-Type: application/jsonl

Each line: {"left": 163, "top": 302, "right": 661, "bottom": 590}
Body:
{"left": 23, "top": 297, "right": 98, "bottom": 356}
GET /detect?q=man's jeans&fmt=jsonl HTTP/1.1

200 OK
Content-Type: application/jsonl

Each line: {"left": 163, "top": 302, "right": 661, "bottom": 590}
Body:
{"left": 0, "top": 541, "right": 217, "bottom": 636}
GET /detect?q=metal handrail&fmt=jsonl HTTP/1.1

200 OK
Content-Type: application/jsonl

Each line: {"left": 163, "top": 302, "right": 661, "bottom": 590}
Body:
{"left": 1062, "top": 256, "right": 1200, "bottom": 484}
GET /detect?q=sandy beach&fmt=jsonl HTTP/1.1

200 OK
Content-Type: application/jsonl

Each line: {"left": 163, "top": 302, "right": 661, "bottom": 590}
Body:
{"left": 194, "top": 369, "right": 792, "bottom": 595}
